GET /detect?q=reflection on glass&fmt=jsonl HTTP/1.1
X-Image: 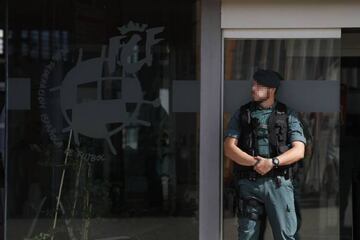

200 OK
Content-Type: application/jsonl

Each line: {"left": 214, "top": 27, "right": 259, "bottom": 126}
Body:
{"left": 224, "top": 39, "right": 340, "bottom": 81}
{"left": 0, "top": 9, "right": 5, "bottom": 239}
{"left": 223, "top": 39, "right": 340, "bottom": 240}
{"left": 0, "top": 29, "right": 3, "bottom": 55}
{"left": 339, "top": 31, "right": 360, "bottom": 239}
{"left": 7, "top": 1, "right": 200, "bottom": 239}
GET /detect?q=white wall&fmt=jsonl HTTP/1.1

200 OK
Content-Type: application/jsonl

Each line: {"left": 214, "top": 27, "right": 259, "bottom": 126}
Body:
{"left": 222, "top": 0, "right": 360, "bottom": 29}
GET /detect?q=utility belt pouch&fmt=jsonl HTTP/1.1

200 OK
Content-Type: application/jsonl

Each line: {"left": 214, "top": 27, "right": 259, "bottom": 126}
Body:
{"left": 238, "top": 196, "right": 264, "bottom": 221}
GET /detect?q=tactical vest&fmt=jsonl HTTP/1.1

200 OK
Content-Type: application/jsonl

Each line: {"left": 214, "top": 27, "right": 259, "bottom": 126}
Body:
{"left": 234, "top": 101, "right": 290, "bottom": 173}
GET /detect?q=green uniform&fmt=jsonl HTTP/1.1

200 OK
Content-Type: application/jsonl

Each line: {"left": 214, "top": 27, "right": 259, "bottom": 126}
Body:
{"left": 225, "top": 101, "right": 306, "bottom": 240}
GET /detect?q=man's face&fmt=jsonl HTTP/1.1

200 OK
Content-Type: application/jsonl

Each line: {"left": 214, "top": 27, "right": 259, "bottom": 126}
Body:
{"left": 251, "top": 80, "right": 271, "bottom": 102}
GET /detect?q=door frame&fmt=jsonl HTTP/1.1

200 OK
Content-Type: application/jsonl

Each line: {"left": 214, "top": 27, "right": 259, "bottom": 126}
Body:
{"left": 199, "top": 0, "right": 341, "bottom": 239}
{"left": 219, "top": 28, "right": 341, "bottom": 240}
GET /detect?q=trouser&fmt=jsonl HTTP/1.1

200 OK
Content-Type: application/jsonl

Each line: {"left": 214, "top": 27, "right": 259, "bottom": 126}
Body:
{"left": 237, "top": 176, "right": 297, "bottom": 240}
{"left": 258, "top": 178, "right": 302, "bottom": 240}
{"left": 293, "top": 178, "right": 302, "bottom": 240}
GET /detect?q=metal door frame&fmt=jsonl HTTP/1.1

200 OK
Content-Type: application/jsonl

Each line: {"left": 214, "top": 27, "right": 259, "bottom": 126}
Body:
{"left": 199, "top": 0, "right": 341, "bottom": 238}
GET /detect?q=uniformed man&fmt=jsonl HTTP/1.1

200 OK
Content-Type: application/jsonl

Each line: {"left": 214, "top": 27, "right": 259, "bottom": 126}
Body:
{"left": 224, "top": 69, "right": 307, "bottom": 240}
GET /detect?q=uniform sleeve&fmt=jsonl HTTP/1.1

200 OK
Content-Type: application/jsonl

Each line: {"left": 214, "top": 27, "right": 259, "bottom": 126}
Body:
{"left": 224, "top": 109, "right": 241, "bottom": 139}
{"left": 287, "top": 109, "right": 307, "bottom": 145}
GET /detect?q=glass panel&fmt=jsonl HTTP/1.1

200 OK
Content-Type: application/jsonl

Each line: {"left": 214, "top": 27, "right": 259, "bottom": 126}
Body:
{"left": 223, "top": 38, "right": 340, "bottom": 240}
{"left": 7, "top": 0, "right": 200, "bottom": 239}
{"left": 0, "top": 0, "right": 5, "bottom": 238}
{"left": 224, "top": 39, "right": 340, "bottom": 81}
{"left": 340, "top": 30, "right": 360, "bottom": 240}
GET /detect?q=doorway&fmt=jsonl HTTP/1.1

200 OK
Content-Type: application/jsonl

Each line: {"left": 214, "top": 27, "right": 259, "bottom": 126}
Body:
{"left": 222, "top": 29, "right": 341, "bottom": 240}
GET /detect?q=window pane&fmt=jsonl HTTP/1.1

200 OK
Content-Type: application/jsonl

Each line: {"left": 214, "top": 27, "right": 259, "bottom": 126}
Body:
{"left": 7, "top": 1, "right": 200, "bottom": 239}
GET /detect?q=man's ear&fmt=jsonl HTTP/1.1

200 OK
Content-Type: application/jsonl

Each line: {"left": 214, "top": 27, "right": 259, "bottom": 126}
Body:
{"left": 270, "top": 88, "right": 277, "bottom": 96}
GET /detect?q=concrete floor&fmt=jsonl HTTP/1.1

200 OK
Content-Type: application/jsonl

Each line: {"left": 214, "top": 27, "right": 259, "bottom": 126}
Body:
{"left": 224, "top": 207, "right": 340, "bottom": 240}
{"left": 6, "top": 207, "right": 344, "bottom": 240}
{"left": 8, "top": 217, "right": 198, "bottom": 240}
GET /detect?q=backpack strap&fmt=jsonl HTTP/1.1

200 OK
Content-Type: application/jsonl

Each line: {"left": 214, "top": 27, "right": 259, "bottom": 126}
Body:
{"left": 268, "top": 101, "right": 289, "bottom": 156}
{"left": 275, "top": 102, "right": 287, "bottom": 114}
{"left": 238, "top": 102, "right": 257, "bottom": 156}
{"left": 239, "top": 102, "right": 252, "bottom": 126}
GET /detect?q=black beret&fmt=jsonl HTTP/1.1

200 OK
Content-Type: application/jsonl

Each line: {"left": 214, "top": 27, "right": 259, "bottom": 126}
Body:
{"left": 253, "top": 69, "right": 283, "bottom": 88}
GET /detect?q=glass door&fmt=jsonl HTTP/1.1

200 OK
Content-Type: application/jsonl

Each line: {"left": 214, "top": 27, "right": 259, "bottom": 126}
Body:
{"left": 222, "top": 29, "right": 342, "bottom": 240}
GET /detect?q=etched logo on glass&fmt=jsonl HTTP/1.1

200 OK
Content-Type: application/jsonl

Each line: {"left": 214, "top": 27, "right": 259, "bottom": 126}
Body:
{"left": 38, "top": 22, "right": 164, "bottom": 155}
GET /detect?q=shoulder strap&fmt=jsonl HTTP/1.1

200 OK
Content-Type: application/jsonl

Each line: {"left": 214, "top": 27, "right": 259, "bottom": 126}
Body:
{"left": 237, "top": 102, "right": 256, "bottom": 156}
{"left": 275, "top": 101, "right": 287, "bottom": 114}
{"left": 239, "top": 102, "right": 252, "bottom": 125}
{"left": 268, "top": 101, "right": 289, "bottom": 155}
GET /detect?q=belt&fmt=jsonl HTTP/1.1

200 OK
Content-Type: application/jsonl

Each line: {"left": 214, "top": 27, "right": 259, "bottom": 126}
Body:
{"left": 237, "top": 168, "right": 292, "bottom": 181}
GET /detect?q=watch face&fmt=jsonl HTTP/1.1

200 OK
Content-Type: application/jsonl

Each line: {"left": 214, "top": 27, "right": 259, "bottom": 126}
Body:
{"left": 273, "top": 158, "right": 279, "bottom": 166}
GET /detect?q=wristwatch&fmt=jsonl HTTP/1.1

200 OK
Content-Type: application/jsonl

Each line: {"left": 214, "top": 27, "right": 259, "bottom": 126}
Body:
{"left": 272, "top": 157, "right": 280, "bottom": 168}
